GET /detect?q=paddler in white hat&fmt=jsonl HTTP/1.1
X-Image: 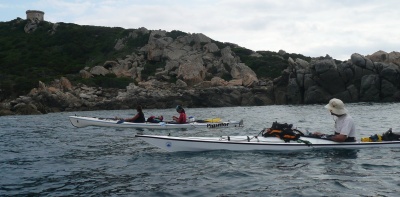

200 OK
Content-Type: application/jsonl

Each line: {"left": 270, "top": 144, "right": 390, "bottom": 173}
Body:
{"left": 313, "top": 98, "right": 356, "bottom": 142}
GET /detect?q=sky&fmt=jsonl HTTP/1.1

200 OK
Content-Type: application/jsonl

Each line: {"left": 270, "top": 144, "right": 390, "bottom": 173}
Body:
{"left": 1, "top": 0, "right": 399, "bottom": 60}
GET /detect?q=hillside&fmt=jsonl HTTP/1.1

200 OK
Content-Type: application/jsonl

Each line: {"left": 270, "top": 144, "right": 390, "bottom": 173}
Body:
{"left": 0, "top": 18, "right": 311, "bottom": 101}
{"left": 0, "top": 18, "right": 142, "bottom": 100}
{"left": 1, "top": 18, "right": 399, "bottom": 116}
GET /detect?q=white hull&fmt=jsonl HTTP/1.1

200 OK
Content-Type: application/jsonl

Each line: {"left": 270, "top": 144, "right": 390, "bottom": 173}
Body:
{"left": 69, "top": 116, "right": 243, "bottom": 129}
{"left": 135, "top": 135, "right": 400, "bottom": 152}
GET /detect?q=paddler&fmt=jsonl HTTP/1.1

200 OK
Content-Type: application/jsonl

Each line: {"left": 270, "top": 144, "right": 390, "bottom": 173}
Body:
{"left": 313, "top": 98, "right": 356, "bottom": 142}
{"left": 172, "top": 105, "right": 187, "bottom": 124}
{"left": 116, "top": 105, "right": 146, "bottom": 123}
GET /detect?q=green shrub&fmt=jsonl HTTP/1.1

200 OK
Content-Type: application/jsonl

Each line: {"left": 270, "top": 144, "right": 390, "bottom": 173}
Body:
{"left": 282, "top": 52, "right": 311, "bottom": 62}
{"left": 211, "top": 40, "right": 235, "bottom": 50}
{"left": 209, "top": 66, "right": 219, "bottom": 75}
{"left": 77, "top": 74, "right": 134, "bottom": 89}
{"left": 212, "top": 50, "right": 221, "bottom": 57}
{"left": 204, "top": 74, "right": 213, "bottom": 81}
{"left": 232, "top": 47, "right": 253, "bottom": 56}
{"left": 223, "top": 63, "right": 232, "bottom": 73}
{"left": 232, "top": 48, "right": 310, "bottom": 79}
{"left": 168, "top": 75, "right": 178, "bottom": 84}
{"left": 166, "top": 30, "right": 188, "bottom": 39}
{"left": 141, "top": 61, "right": 166, "bottom": 80}
{"left": 221, "top": 73, "right": 233, "bottom": 81}
{"left": 124, "top": 31, "right": 150, "bottom": 50}
{"left": 14, "top": 76, "right": 36, "bottom": 94}
{"left": 200, "top": 42, "right": 208, "bottom": 47}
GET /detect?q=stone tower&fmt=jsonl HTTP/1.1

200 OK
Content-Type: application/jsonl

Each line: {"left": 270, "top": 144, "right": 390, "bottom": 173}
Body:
{"left": 26, "top": 10, "right": 44, "bottom": 22}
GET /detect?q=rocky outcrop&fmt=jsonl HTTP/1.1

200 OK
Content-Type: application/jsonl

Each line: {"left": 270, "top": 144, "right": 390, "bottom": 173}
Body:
{"left": 366, "top": 51, "right": 400, "bottom": 66}
{"left": 0, "top": 76, "right": 272, "bottom": 115}
{"left": 80, "top": 29, "right": 258, "bottom": 88}
{"left": 177, "top": 54, "right": 207, "bottom": 86}
{"left": 275, "top": 51, "right": 400, "bottom": 104}
{"left": 24, "top": 20, "right": 39, "bottom": 33}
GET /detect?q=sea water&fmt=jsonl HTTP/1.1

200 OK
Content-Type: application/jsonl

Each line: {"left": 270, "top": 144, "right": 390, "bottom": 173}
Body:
{"left": 1, "top": 103, "right": 400, "bottom": 196}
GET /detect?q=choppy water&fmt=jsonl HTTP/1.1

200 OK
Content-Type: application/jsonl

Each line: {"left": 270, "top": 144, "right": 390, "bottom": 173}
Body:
{"left": 2, "top": 103, "right": 400, "bottom": 196}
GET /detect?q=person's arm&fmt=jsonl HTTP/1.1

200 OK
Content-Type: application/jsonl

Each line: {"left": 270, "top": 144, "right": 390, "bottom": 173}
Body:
{"left": 330, "top": 134, "right": 347, "bottom": 142}
{"left": 125, "top": 113, "right": 139, "bottom": 122}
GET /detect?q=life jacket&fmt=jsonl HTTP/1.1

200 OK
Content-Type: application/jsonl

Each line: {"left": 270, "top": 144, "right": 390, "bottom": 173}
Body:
{"left": 147, "top": 116, "right": 163, "bottom": 123}
{"left": 263, "top": 121, "right": 302, "bottom": 142}
{"left": 134, "top": 112, "right": 145, "bottom": 123}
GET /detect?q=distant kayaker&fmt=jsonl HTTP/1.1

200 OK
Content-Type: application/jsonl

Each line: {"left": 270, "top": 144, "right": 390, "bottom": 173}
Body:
{"left": 172, "top": 105, "right": 187, "bottom": 124}
{"left": 120, "top": 105, "right": 146, "bottom": 123}
{"left": 313, "top": 98, "right": 356, "bottom": 142}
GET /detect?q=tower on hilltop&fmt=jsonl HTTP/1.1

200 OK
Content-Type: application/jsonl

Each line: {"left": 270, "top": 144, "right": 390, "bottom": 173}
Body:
{"left": 26, "top": 10, "right": 44, "bottom": 22}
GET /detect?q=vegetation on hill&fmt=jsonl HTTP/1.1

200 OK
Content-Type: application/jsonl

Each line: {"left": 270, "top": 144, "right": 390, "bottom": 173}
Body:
{"left": 231, "top": 47, "right": 312, "bottom": 79}
{"left": 0, "top": 19, "right": 150, "bottom": 100}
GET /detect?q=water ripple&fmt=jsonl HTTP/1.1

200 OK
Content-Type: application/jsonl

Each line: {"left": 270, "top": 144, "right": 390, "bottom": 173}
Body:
{"left": 2, "top": 104, "right": 400, "bottom": 196}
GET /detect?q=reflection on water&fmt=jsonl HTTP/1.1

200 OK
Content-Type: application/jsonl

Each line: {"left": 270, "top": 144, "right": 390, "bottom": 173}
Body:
{"left": 314, "top": 149, "right": 359, "bottom": 159}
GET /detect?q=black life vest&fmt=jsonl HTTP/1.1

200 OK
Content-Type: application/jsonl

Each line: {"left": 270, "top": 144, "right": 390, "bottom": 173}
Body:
{"left": 263, "top": 121, "right": 303, "bottom": 142}
{"left": 382, "top": 128, "right": 400, "bottom": 141}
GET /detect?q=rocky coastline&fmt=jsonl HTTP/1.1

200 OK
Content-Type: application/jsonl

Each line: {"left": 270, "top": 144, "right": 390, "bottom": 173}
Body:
{"left": 1, "top": 50, "right": 400, "bottom": 116}
{"left": 1, "top": 23, "right": 400, "bottom": 116}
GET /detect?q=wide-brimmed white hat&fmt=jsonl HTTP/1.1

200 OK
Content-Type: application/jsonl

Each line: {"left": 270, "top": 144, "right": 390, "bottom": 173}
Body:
{"left": 325, "top": 98, "right": 348, "bottom": 115}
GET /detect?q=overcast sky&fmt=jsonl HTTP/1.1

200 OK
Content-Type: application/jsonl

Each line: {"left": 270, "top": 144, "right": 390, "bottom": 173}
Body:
{"left": 1, "top": 0, "right": 399, "bottom": 60}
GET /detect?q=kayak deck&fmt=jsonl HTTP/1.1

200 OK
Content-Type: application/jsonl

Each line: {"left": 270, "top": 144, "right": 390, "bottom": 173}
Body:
{"left": 135, "top": 134, "right": 400, "bottom": 152}
{"left": 69, "top": 115, "right": 244, "bottom": 129}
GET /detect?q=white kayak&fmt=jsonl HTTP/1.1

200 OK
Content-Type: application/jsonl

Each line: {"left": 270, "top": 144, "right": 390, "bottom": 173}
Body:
{"left": 69, "top": 115, "right": 244, "bottom": 129}
{"left": 135, "top": 134, "right": 400, "bottom": 152}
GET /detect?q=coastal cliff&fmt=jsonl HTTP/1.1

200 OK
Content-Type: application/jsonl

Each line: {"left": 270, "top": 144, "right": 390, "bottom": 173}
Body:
{"left": 1, "top": 19, "right": 399, "bottom": 115}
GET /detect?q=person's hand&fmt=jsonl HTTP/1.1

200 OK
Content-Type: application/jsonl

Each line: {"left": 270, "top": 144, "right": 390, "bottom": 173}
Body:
{"left": 313, "top": 132, "right": 322, "bottom": 136}
{"left": 115, "top": 117, "right": 124, "bottom": 121}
